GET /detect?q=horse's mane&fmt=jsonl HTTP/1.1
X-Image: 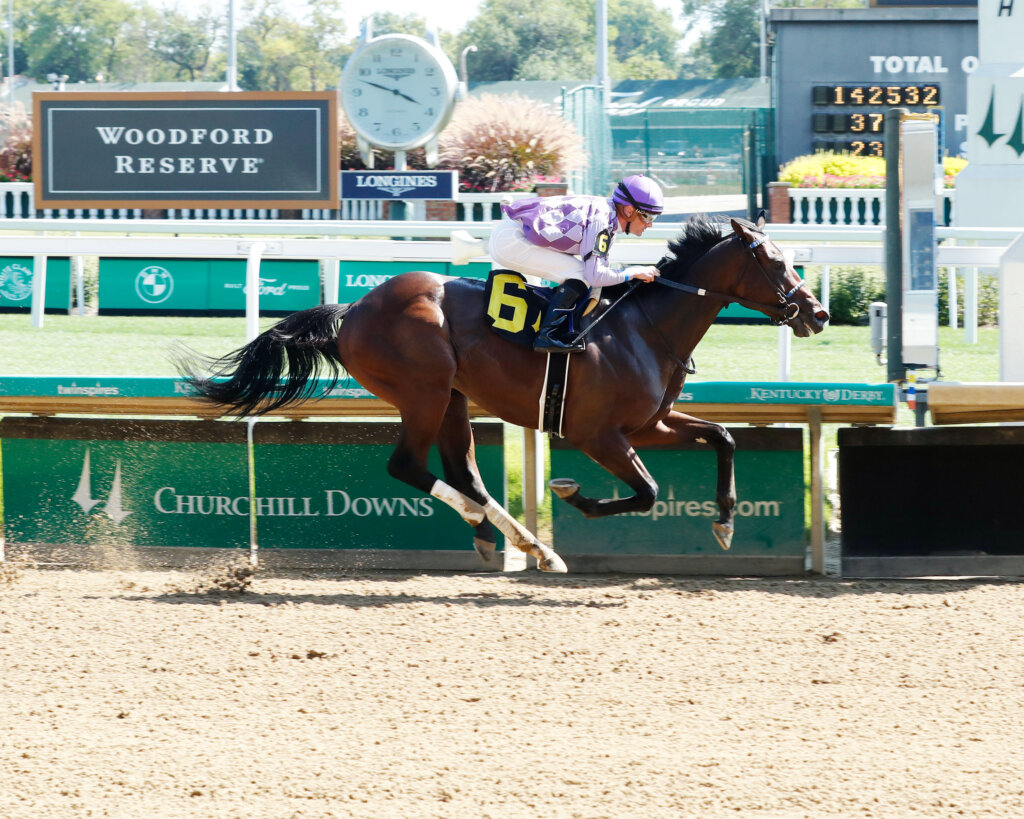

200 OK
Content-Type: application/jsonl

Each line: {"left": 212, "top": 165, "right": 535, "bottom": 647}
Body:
{"left": 601, "top": 213, "right": 744, "bottom": 303}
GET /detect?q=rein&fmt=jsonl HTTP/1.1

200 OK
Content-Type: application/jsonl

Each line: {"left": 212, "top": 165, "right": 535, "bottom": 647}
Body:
{"left": 653, "top": 233, "right": 805, "bottom": 325}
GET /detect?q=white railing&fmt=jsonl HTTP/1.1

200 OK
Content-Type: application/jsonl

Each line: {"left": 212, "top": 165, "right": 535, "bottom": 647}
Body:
{"left": 0, "top": 183, "right": 530, "bottom": 223}
{"left": 788, "top": 187, "right": 955, "bottom": 227}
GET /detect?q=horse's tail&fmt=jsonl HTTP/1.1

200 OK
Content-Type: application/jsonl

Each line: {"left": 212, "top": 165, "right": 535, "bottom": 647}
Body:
{"left": 177, "top": 303, "right": 352, "bottom": 417}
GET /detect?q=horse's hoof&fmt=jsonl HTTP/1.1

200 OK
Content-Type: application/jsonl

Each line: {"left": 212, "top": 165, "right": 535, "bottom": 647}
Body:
{"left": 549, "top": 478, "right": 580, "bottom": 500}
{"left": 713, "top": 521, "right": 734, "bottom": 551}
{"left": 538, "top": 553, "right": 568, "bottom": 573}
{"left": 533, "top": 545, "right": 568, "bottom": 573}
{"left": 473, "top": 536, "right": 496, "bottom": 563}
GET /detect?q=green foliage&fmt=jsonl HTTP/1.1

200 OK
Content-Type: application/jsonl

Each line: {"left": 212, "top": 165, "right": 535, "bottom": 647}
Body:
{"left": 455, "top": 0, "right": 679, "bottom": 82}
{"left": 938, "top": 270, "right": 999, "bottom": 327}
{"left": 436, "top": 93, "right": 585, "bottom": 192}
{"left": 804, "top": 266, "right": 886, "bottom": 325}
{"left": 679, "top": 0, "right": 759, "bottom": 78}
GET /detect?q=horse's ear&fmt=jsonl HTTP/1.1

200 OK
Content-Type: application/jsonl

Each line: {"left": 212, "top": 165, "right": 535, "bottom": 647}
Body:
{"left": 730, "top": 218, "right": 753, "bottom": 241}
{"left": 756, "top": 209, "right": 766, "bottom": 229}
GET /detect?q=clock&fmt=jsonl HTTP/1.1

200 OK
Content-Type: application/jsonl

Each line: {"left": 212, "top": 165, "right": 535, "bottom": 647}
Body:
{"left": 340, "top": 32, "right": 459, "bottom": 162}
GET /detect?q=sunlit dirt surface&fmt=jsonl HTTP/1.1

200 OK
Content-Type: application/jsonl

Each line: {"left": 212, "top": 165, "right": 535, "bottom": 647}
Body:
{"left": 2, "top": 565, "right": 1023, "bottom": 818}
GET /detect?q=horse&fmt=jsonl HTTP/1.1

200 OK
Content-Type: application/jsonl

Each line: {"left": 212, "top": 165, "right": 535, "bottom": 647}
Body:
{"left": 178, "top": 214, "right": 829, "bottom": 573}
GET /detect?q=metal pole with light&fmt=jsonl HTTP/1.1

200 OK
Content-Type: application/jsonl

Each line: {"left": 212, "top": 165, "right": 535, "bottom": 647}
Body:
{"left": 227, "top": 0, "right": 238, "bottom": 91}
{"left": 7, "top": 0, "right": 13, "bottom": 100}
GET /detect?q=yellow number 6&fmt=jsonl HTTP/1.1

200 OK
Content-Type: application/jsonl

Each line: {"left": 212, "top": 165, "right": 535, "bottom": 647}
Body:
{"left": 487, "top": 273, "right": 529, "bottom": 333}
{"left": 596, "top": 233, "right": 609, "bottom": 254}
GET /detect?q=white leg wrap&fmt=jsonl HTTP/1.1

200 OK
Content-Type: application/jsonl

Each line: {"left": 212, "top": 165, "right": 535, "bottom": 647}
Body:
{"left": 430, "top": 480, "right": 486, "bottom": 527}
{"left": 484, "top": 499, "right": 535, "bottom": 552}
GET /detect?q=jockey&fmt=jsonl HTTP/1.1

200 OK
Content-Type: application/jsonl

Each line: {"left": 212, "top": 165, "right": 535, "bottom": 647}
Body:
{"left": 488, "top": 174, "right": 664, "bottom": 353}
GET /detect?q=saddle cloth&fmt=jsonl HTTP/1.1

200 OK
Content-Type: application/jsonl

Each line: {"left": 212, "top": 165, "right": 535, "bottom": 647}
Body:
{"left": 483, "top": 270, "right": 594, "bottom": 348}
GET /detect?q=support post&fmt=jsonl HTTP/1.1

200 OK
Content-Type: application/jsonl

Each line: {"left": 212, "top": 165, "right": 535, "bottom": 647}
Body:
{"left": 322, "top": 258, "right": 340, "bottom": 305}
{"left": 885, "top": 108, "right": 907, "bottom": 383}
{"left": 808, "top": 407, "right": 825, "bottom": 575}
{"left": 30, "top": 254, "right": 47, "bottom": 329}
{"left": 948, "top": 266, "right": 958, "bottom": 329}
{"left": 964, "top": 266, "right": 978, "bottom": 344}
{"left": 522, "top": 427, "right": 542, "bottom": 539}
{"left": 245, "top": 242, "right": 264, "bottom": 343}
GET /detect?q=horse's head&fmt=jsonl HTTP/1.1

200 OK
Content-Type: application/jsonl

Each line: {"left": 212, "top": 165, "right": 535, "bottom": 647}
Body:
{"left": 725, "top": 214, "right": 830, "bottom": 337}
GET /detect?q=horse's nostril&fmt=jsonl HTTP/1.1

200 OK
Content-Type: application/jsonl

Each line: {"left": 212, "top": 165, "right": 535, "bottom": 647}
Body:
{"left": 815, "top": 310, "right": 830, "bottom": 323}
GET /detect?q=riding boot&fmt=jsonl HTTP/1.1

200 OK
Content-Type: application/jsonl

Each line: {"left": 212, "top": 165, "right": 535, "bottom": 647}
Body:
{"left": 533, "top": 281, "right": 588, "bottom": 353}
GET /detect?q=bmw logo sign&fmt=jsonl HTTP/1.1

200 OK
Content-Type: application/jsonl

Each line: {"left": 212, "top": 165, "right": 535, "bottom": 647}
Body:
{"left": 135, "top": 265, "right": 174, "bottom": 304}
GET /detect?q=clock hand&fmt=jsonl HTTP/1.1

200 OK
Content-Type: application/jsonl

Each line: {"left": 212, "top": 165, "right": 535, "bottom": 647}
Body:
{"left": 361, "top": 79, "right": 421, "bottom": 106}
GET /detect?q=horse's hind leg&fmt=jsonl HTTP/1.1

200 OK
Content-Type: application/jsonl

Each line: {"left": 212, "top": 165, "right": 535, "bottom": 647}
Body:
{"left": 382, "top": 390, "right": 487, "bottom": 528}
{"left": 438, "top": 393, "right": 566, "bottom": 573}
{"left": 628, "top": 411, "right": 736, "bottom": 550}
{"left": 437, "top": 392, "right": 499, "bottom": 564}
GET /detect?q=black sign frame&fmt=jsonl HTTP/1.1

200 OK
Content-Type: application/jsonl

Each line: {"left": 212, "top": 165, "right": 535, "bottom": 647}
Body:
{"left": 33, "top": 92, "right": 339, "bottom": 208}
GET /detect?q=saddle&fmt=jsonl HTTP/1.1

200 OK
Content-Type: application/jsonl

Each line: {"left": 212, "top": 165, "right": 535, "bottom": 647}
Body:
{"left": 483, "top": 270, "right": 594, "bottom": 349}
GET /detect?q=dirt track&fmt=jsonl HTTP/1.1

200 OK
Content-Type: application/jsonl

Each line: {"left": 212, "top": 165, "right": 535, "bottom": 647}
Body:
{"left": 2, "top": 562, "right": 1023, "bottom": 818}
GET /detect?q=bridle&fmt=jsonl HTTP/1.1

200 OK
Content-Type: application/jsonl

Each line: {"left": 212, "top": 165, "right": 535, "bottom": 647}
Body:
{"left": 653, "top": 231, "right": 806, "bottom": 325}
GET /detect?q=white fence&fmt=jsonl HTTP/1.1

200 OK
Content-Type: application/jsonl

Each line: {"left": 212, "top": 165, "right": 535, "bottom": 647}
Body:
{"left": 0, "top": 183, "right": 527, "bottom": 223}
{"left": 787, "top": 187, "right": 956, "bottom": 227}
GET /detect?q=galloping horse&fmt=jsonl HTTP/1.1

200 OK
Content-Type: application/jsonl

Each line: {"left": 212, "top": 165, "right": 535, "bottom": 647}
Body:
{"left": 179, "top": 214, "right": 829, "bottom": 573}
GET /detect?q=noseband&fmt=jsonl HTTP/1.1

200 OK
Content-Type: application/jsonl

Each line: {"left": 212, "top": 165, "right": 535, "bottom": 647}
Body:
{"left": 652, "top": 231, "right": 806, "bottom": 324}
{"left": 744, "top": 233, "right": 805, "bottom": 325}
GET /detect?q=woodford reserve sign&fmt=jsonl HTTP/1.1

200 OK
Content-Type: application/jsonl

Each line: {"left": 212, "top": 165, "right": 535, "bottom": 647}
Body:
{"left": 33, "top": 92, "right": 339, "bottom": 208}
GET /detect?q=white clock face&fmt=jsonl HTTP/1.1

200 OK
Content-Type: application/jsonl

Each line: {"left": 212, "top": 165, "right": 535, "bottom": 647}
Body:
{"left": 340, "top": 34, "right": 457, "bottom": 151}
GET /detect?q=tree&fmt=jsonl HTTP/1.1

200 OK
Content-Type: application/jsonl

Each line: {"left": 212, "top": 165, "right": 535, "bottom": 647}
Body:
{"left": 21, "top": 0, "right": 139, "bottom": 82}
{"left": 609, "top": 0, "right": 679, "bottom": 80}
{"left": 152, "top": 8, "right": 222, "bottom": 82}
{"left": 456, "top": 0, "right": 594, "bottom": 82}
{"left": 679, "top": 0, "right": 759, "bottom": 78}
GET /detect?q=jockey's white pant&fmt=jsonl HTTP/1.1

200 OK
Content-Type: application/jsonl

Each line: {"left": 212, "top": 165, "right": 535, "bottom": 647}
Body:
{"left": 487, "top": 217, "right": 583, "bottom": 285}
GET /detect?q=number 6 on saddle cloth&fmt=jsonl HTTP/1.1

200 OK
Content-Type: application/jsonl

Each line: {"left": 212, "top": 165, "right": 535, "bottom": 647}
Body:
{"left": 484, "top": 271, "right": 593, "bottom": 348}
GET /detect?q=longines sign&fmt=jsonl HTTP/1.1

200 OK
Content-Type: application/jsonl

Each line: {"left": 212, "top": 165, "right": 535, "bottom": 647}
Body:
{"left": 33, "top": 92, "right": 339, "bottom": 208}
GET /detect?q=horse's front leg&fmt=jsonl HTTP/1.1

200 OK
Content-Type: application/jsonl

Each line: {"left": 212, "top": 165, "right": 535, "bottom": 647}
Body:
{"left": 550, "top": 429, "right": 659, "bottom": 518}
{"left": 627, "top": 411, "right": 736, "bottom": 550}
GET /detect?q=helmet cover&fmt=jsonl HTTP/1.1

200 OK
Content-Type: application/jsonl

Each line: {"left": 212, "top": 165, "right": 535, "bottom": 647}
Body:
{"left": 612, "top": 174, "right": 664, "bottom": 214}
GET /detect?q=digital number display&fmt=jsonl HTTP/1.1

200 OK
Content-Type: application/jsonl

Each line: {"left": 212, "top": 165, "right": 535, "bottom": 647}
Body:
{"left": 811, "top": 84, "right": 940, "bottom": 107}
{"left": 812, "top": 113, "right": 886, "bottom": 134}
{"left": 812, "top": 139, "right": 885, "bottom": 157}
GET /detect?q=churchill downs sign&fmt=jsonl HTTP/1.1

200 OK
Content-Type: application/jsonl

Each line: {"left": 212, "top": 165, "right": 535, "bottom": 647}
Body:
{"left": 33, "top": 92, "right": 338, "bottom": 208}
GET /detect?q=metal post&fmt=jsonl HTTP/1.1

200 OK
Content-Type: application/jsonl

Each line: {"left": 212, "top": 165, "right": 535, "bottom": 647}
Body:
{"left": 30, "top": 254, "right": 46, "bottom": 328}
{"left": 948, "top": 266, "right": 958, "bottom": 328}
{"left": 744, "top": 127, "right": 758, "bottom": 217}
{"left": 245, "top": 242, "right": 264, "bottom": 342}
{"left": 227, "top": 0, "right": 238, "bottom": 91}
{"left": 964, "top": 266, "right": 978, "bottom": 344}
{"left": 885, "top": 108, "right": 907, "bottom": 383}
{"left": 808, "top": 407, "right": 825, "bottom": 575}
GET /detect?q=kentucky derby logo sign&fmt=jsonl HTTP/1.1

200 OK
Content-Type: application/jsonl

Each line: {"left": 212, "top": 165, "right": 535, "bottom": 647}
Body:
{"left": 0, "top": 262, "right": 34, "bottom": 302}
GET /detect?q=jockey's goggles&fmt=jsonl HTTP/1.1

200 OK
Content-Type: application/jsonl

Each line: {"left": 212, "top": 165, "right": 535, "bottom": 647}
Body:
{"left": 635, "top": 209, "right": 658, "bottom": 225}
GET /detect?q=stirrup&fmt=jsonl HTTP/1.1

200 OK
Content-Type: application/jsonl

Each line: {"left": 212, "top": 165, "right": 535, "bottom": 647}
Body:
{"left": 533, "top": 332, "right": 585, "bottom": 353}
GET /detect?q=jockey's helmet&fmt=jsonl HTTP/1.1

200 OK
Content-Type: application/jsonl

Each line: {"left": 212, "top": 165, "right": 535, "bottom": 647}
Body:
{"left": 612, "top": 175, "right": 664, "bottom": 215}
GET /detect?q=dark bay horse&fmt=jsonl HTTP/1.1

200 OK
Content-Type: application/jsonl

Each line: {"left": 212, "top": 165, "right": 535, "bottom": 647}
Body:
{"left": 179, "top": 214, "right": 829, "bottom": 573}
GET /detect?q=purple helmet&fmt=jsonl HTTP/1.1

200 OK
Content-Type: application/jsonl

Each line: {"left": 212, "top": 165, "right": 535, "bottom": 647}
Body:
{"left": 612, "top": 174, "right": 664, "bottom": 214}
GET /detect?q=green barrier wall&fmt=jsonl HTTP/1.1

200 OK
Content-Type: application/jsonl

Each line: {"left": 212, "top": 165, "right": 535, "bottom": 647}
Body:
{"left": 0, "top": 257, "right": 72, "bottom": 311}
{"left": 0, "top": 417, "right": 504, "bottom": 568}
{"left": 551, "top": 427, "right": 805, "bottom": 572}
{"left": 0, "top": 418, "right": 251, "bottom": 550}
{"left": 98, "top": 258, "right": 320, "bottom": 313}
{"left": 252, "top": 421, "right": 504, "bottom": 552}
